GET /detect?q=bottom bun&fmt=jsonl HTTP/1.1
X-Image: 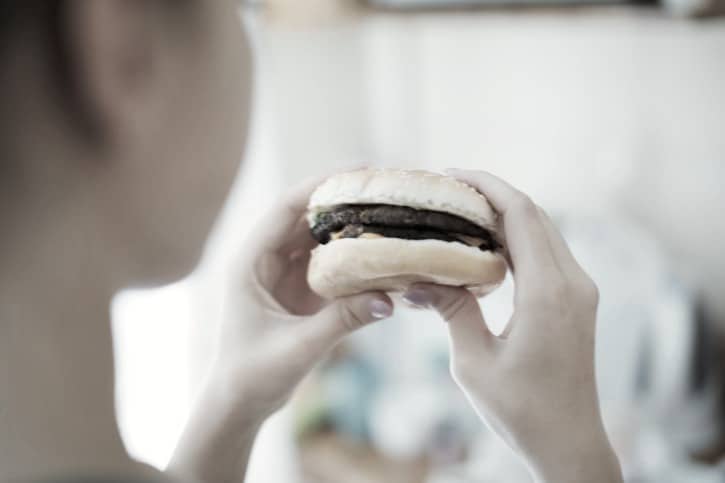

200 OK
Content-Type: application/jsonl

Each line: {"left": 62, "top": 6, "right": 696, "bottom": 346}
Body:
{"left": 307, "top": 237, "right": 507, "bottom": 299}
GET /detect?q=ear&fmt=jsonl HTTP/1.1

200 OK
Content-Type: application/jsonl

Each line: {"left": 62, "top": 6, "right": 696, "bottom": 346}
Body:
{"left": 66, "top": 0, "right": 162, "bottom": 147}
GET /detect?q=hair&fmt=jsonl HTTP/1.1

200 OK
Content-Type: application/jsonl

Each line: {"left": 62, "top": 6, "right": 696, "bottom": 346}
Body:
{"left": 0, "top": 1, "right": 196, "bottom": 143}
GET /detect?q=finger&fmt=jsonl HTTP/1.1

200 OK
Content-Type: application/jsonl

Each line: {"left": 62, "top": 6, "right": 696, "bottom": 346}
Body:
{"left": 274, "top": 211, "right": 319, "bottom": 257}
{"left": 536, "top": 207, "right": 587, "bottom": 279}
{"left": 271, "top": 249, "right": 325, "bottom": 315}
{"left": 262, "top": 165, "right": 372, "bottom": 256}
{"left": 251, "top": 166, "right": 376, "bottom": 260}
{"left": 249, "top": 175, "right": 327, "bottom": 259}
{"left": 295, "top": 291, "right": 394, "bottom": 353}
{"left": 445, "top": 169, "right": 559, "bottom": 284}
{"left": 242, "top": 176, "right": 328, "bottom": 290}
{"left": 403, "top": 283, "right": 497, "bottom": 358}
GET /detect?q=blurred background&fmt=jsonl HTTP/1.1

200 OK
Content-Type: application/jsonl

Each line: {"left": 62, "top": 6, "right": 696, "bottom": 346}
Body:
{"left": 113, "top": 0, "right": 725, "bottom": 482}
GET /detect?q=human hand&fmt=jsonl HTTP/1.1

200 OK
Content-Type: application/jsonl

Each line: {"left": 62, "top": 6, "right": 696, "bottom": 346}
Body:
{"left": 168, "top": 176, "right": 394, "bottom": 483}
{"left": 402, "top": 169, "right": 623, "bottom": 483}
{"left": 213, "top": 175, "right": 394, "bottom": 418}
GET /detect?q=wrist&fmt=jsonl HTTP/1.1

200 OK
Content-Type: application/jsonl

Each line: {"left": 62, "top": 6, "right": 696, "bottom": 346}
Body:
{"left": 168, "top": 369, "right": 266, "bottom": 483}
{"left": 527, "top": 427, "right": 622, "bottom": 483}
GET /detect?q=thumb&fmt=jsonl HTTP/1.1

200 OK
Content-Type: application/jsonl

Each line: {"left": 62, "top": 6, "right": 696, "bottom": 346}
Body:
{"left": 297, "top": 291, "right": 394, "bottom": 353}
{"left": 403, "top": 284, "right": 497, "bottom": 359}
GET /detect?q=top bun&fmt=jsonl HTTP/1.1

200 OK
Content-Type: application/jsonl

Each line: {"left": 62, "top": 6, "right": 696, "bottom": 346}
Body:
{"left": 307, "top": 168, "right": 498, "bottom": 231}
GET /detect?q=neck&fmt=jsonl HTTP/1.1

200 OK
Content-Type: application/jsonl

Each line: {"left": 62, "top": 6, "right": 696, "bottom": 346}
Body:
{"left": 0, "top": 192, "right": 144, "bottom": 481}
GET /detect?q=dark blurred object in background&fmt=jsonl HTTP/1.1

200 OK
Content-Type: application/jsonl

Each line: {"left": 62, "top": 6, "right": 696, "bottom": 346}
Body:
{"left": 363, "top": 0, "right": 725, "bottom": 16}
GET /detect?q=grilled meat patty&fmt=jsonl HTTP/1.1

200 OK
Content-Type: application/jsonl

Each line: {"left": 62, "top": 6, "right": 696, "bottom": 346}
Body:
{"left": 310, "top": 204, "right": 500, "bottom": 251}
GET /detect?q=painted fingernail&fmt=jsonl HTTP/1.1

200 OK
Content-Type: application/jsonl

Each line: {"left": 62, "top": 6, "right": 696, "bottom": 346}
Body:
{"left": 369, "top": 299, "right": 393, "bottom": 319}
{"left": 403, "top": 288, "right": 432, "bottom": 308}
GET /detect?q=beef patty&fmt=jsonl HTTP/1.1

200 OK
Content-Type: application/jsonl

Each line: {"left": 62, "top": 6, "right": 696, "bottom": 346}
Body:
{"left": 310, "top": 204, "right": 500, "bottom": 251}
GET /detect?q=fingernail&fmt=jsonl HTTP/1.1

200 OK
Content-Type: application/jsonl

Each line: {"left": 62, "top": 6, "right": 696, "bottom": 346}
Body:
{"left": 403, "top": 288, "right": 433, "bottom": 308}
{"left": 369, "top": 299, "right": 393, "bottom": 319}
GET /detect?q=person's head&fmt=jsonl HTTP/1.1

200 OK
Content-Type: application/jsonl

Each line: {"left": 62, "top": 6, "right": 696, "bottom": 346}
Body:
{"left": 0, "top": 0, "right": 251, "bottom": 286}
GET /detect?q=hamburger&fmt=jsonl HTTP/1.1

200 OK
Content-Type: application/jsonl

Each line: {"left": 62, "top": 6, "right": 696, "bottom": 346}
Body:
{"left": 306, "top": 168, "right": 508, "bottom": 298}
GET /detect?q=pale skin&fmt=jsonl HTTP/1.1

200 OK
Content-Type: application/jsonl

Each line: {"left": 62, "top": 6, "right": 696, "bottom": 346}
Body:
{"left": 403, "top": 169, "right": 623, "bottom": 483}
{"left": 0, "top": 1, "right": 621, "bottom": 482}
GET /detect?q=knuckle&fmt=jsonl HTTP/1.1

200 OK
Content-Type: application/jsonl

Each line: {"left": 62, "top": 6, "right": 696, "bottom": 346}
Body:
{"left": 437, "top": 292, "right": 470, "bottom": 322}
{"left": 525, "top": 278, "right": 570, "bottom": 313}
{"left": 524, "top": 275, "right": 600, "bottom": 319}
{"left": 510, "top": 194, "right": 538, "bottom": 219}
{"left": 337, "top": 303, "right": 365, "bottom": 332}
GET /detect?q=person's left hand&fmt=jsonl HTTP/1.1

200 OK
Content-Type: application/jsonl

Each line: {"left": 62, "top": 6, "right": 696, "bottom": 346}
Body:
{"left": 168, "top": 176, "right": 393, "bottom": 483}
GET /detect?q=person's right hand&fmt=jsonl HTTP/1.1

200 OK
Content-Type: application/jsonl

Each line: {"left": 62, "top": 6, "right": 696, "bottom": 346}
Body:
{"left": 402, "top": 170, "right": 623, "bottom": 483}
